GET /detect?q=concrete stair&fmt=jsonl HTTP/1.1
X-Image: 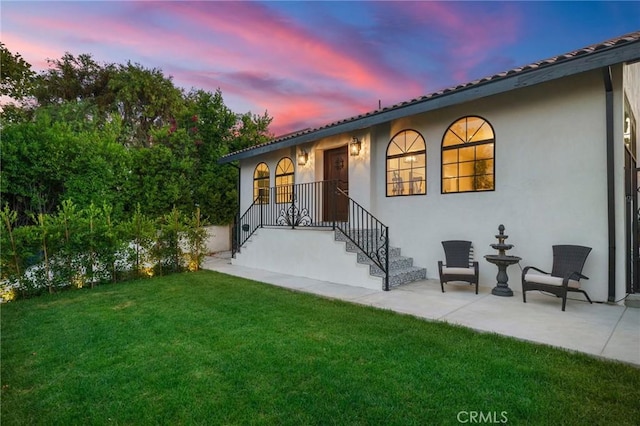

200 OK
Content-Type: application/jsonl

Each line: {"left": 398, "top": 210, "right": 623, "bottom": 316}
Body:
{"left": 335, "top": 229, "right": 426, "bottom": 289}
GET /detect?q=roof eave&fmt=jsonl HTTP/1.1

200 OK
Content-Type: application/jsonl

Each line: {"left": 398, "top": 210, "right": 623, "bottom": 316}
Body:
{"left": 218, "top": 39, "right": 640, "bottom": 165}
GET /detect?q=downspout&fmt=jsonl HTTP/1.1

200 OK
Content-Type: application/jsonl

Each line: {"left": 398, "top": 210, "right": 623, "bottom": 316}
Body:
{"left": 603, "top": 66, "right": 616, "bottom": 302}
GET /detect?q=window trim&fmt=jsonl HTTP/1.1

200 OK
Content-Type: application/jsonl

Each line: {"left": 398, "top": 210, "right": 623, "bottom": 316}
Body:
{"left": 440, "top": 116, "right": 495, "bottom": 194}
{"left": 385, "top": 129, "right": 427, "bottom": 197}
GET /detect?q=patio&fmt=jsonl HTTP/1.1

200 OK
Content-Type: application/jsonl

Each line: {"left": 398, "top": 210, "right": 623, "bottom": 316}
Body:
{"left": 202, "top": 253, "right": 640, "bottom": 367}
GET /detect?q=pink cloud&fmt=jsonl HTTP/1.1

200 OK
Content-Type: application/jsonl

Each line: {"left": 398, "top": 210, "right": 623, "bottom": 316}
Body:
{"left": 1, "top": 1, "right": 523, "bottom": 136}
{"left": 157, "top": 2, "right": 416, "bottom": 100}
{"left": 395, "top": 2, "right": 521, "bottom": 82}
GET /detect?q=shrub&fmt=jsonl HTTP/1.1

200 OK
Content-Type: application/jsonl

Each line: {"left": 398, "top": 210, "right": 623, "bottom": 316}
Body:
{"left": 0, "top": 202, "right": 207, "bottom": 301}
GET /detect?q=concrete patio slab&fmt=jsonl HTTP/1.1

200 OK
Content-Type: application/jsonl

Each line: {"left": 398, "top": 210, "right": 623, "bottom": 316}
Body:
{"left": 202, "top": 254, "right": 640, "bottom": 366}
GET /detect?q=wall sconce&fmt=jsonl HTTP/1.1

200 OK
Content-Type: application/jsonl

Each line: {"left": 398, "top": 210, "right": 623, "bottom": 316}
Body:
{"left": 298, "top": 150, "right": 308, "bottom": 166}
{"left": 350, "top": 137, "right": 362, "bottom": 156}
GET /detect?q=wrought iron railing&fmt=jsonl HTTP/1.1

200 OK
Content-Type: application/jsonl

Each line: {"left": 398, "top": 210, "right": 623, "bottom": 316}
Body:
{"left": 334, "top": 186, "right": 390, "bottom": 290}
{"left": 233, "top": 180, "right": 390, "bottom": 290}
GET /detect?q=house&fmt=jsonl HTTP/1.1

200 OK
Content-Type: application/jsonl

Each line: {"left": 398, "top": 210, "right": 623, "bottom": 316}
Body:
{"left": 219, "top": 31, "right": 640, "bottom": 304}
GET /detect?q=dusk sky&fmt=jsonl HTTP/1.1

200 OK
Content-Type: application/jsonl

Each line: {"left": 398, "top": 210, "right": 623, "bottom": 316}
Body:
{"left": 2, "top": 1, "right": 639, "bottom": 135}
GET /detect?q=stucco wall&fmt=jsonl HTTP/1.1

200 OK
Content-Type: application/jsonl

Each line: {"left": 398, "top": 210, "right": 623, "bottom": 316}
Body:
{"left": 233, "top": 228, "right": 383, "bottom": 290}
{"left": 204, "top": 225, "right": 231, "bottom": 253}
{"left": 370, "top": 70, "right": 611, "bottom": 301}
{"left": 236, "top": 68, "right": 631, "bottom": 302}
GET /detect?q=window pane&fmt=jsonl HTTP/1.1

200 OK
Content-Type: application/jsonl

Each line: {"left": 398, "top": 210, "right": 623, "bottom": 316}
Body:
{"left": 465, "top": 117, "right": 492, "bottom": 142}
{"left": 276, "top": 158, "right": 294, "bottom": 175}
{"left": 443, "top": 129, "right": 463, "bottom": 147}
{"left": 476, "top": 174, "right": 494, "bottom": 190}
{"left": 442, "top": 149, "right": 458, "bottom": 164}
{"left": 390, "top": 170, "right": 405, "bottom": 195}
{"left": 475, "top": 159, "right": 493, "bottom": 176}
{"left": 388, "top": 142, "right": 404, "bottom": 156}
{"left": 387, "top": 130, "right": 426, "bottom": 196}
{"left": 459, "top": 162, "right": 475, "bottom": 177}
{"left": 443, "top": 177, "right": 458, "bottom": 193}
{"left": 406, "top": 133, "right": 425, "bottom": 153}
{"left": 476, "top": 143, "right": 494, "bottom": 159}
{"left": 459, "top": 146, "right": 475, "bottom": 161}
{"left": 388, "top": 157, "right": 401, "bottom": 170}
{"left": 254, "top": 163, "right": 269, "bottom": 179}
{"left": 409, "top": 172, "right": 425, "bottom": 194}
{"left": 459, "top": 177, "right": 474, "bottom": 192}
{"left": 254, "top": 163, "right": 270, "bottom": 204}
{"left": 275, "top": 158, "right": 293, "bottom": 204}
{"left": 448, "top": 119, "right": 466, "bottom": 143}
{"left": 276, "top": 185, "right": 292, "bottom": 203}
{"left": 441, "top": 116, "right": 495, "bottom": 194}
{"left": 443, "top": 164, "right": 458, "bottom": 178}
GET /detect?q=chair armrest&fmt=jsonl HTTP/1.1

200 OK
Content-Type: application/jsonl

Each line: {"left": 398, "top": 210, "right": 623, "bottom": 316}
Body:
{"left": 522, "top": 266, "right": 549, "bottom": 276}
{"left": 565, "top": 271, "right": 589, "bottom": 281}
{"left": 438, "top": 260, "right": 444, "bottom": 274}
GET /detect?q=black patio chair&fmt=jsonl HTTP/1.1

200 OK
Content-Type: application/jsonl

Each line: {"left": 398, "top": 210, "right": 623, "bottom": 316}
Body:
{"left": 521, "top": 245, "right": 592, "bottom": 311}
{"left": 438, "top": 240, "right": 479, "bottom": 294}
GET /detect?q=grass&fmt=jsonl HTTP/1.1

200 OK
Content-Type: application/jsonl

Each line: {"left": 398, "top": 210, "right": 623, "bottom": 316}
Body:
{"left": 2, "top": 271, "right": 639, "bottom": 425}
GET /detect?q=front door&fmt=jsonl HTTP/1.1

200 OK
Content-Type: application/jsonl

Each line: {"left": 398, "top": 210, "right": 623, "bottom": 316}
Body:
{"left": 323, "top": 146, "right": 349, "bottom": 222}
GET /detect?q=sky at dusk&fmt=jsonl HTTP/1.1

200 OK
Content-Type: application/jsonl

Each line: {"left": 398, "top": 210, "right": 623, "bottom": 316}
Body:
{"left": 2, "top": 1, "right": 639, "bottom": 136}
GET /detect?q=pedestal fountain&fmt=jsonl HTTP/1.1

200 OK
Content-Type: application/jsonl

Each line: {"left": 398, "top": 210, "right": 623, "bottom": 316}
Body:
{"left": 484, "top": 224, "right": 521, "bottom": 297}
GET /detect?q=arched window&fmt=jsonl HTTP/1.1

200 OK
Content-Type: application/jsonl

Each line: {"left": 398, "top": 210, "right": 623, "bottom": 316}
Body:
{"left": 253, "top": 163, "right": 270, "bottom": 204}
{"left": 386, "top": 130, "right": 426, "bottom": 196}
{"left": 441, "top": 116, "right": 495, "bottom": 193}
{"left": 275, "top": 157, "right": 294, "bottom": 204}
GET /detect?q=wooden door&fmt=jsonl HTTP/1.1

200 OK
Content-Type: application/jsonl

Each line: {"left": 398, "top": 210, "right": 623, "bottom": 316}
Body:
{"left": 323, "top": 146, "right": 349, "bottom": 222}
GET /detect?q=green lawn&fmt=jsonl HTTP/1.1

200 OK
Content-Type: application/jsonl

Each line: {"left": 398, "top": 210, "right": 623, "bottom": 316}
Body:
{"left": 2, "top": 271, "right": 639, "bottom": 425}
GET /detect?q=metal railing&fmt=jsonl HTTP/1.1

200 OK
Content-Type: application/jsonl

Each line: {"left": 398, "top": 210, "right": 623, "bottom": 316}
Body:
{"left": 333, "top": 186, "right": 390, "bottom": 290}
{"left": 233, "top": 180, "right": 390, "bottom": 290}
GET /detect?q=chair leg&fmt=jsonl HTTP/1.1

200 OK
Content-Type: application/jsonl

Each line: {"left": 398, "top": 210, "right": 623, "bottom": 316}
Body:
{"left": 440, "top": 281, "right": 445, "bottom": 293}
{"left": 522, "top": 287, "right": 527, "bottom": 303}
{"left": 561, "top": 289, "right": 568, "bottom": 311}
{"left": 575, "top": 289, "right": 593, "bottom": 304}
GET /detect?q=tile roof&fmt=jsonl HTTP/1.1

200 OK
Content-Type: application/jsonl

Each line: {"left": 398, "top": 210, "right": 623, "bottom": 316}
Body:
{"left": 220, "top": 30, "right": 640, "bottom": 163}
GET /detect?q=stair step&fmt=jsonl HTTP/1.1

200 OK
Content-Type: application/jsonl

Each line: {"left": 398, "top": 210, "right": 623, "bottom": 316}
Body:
{"left": 350, "top": 245, "right": 402, "bottom": 261}
{"left": 365, "top": 256, "right": 414, "bottom": 275}
{"left": 335, "top": 228, "right": 426, "bottom": 290}
{"left": 335, "top": 229, "right": 384, "bottom": 241}
{"left": 370, "top": 266, "right": 427, "bottom": 288}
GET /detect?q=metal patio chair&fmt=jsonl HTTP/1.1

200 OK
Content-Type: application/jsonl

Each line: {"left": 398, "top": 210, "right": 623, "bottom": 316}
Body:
{"left": 521, "top": 245, "right": 592, "bottom": 311}
{"left": 438, "top": 240, "right": 479, "bottom": 294}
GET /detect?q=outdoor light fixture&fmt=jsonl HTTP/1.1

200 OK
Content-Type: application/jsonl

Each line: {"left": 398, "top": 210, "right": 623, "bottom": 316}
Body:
{"left": 350, "top": 137, "right": 362, "bottom": 156}
{"left": 298, "top": 150, "right": 308, "bottom": 166}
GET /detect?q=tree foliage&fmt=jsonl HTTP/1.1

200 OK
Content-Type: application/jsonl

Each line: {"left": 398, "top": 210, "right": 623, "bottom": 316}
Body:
{"left": 0, "top": 42, "right": 35, "bottom": 100}
{"left": 1, "top": 48, "right": 273, "bottom": 225}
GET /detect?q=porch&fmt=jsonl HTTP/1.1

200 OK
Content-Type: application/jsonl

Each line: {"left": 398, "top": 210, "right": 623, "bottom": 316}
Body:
{"left": 234, "top": 180, "right": 426, "bottom": 290}
{"left": 203, "top": 253, "right": 640, "bottom": 367}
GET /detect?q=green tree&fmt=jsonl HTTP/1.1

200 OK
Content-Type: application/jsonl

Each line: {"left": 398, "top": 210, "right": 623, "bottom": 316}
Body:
{"left": 33, "top": 52, "right": 116, "bottom": 120}
{"left": 0, "top": 42, "right": 35, "bottom": 100}
{"left": 110, "top": 62, "right": 184, "bottom": 147}
{"left": 2, "top": 49, "right": 272, "bottom": 229}
{"left": 0, "top": 42, "right": 36, "bottom": 123}
{"left": 0, "top": 107, "right": 131, "bottom": 222}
